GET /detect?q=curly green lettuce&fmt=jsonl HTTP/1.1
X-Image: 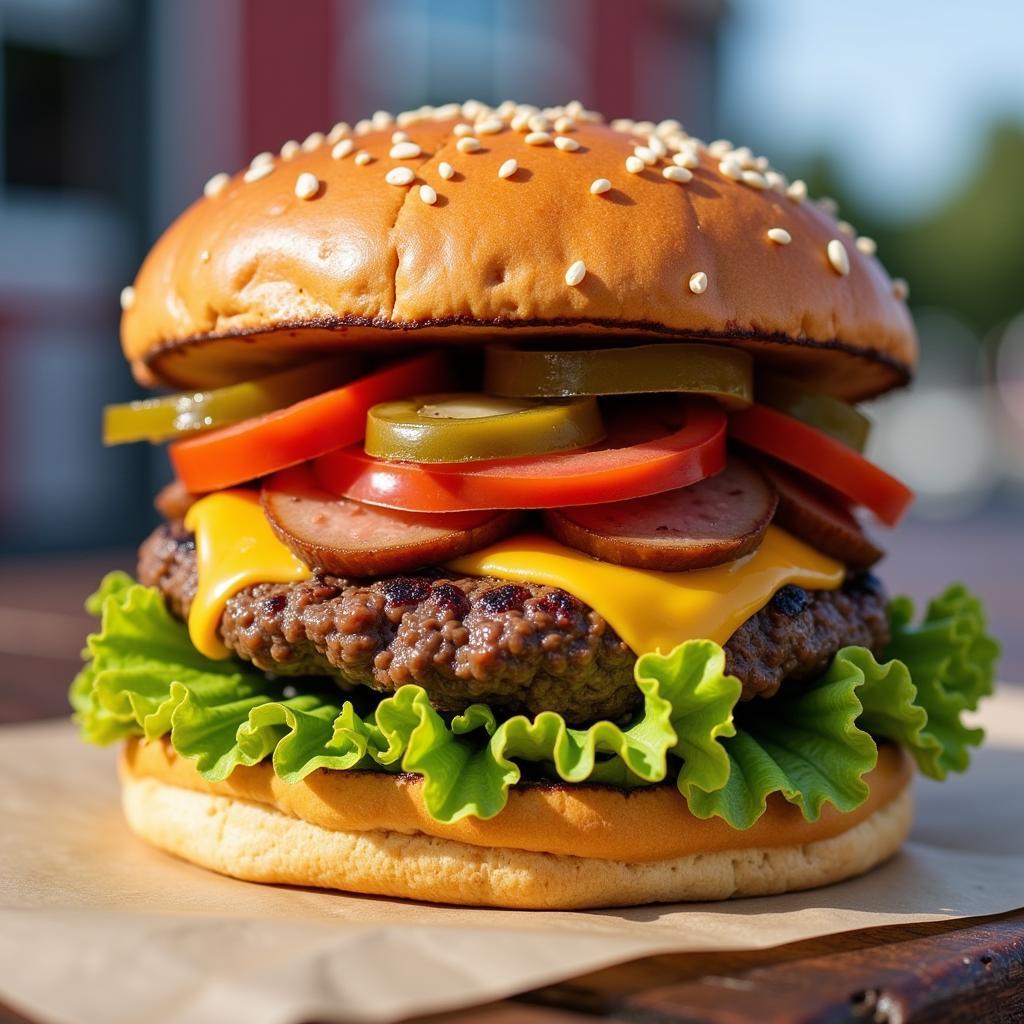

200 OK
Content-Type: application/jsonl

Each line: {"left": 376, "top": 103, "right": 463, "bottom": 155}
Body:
{"left": 71, "top": 571, "right": 998, "bottom": 829}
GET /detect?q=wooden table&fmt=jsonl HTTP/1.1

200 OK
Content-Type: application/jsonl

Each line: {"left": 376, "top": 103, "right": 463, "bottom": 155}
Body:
{"left": 2, "top": 534, "right": 1023, "bottom": 1024}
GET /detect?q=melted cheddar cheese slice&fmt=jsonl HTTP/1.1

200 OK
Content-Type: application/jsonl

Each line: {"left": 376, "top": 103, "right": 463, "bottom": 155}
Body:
{"left": 185, "top": 491, "right": 844, "bottom": 660}
{"left": 446, "top": 527, "right": 843, "bottom": 655}
{"left": 185, "top": 490, "right": 311, "bottom": 659}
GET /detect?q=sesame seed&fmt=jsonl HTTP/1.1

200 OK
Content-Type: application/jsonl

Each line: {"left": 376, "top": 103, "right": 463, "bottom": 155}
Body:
{"left": 647, "top": 136, "right": 668, "bottom": 158}
{"left": 663, "top": 165, "right": 692, "bottom": 183}
{"left": 371, "top": 110, "right": 394, "bottom": 130}
{"left": 892, "top": 278, "right": 910, "bottom": 300}
{"left": 856, "top": 236, "right": 877, "bottom": 255}
{"left": 419, "top": 184, "right": 437, "bottom": 205}
{"left": 280, "top": 139, "right": 300, "bottom": 159}
{"left": 453, "top": 123, "right": 474, "bottom": 137}
{"left": 590, "top": 177, "right": 612, "bottom": 195}
{"left": 657, "top": 119, "right": 682, "bottom": 135}
{"left": 767, "top": 228, "right": 792, "bottom": 245}
{"left": 327, "top": 122, "right": 350, "bottom": 144}
{"left": 765, "top": 171, "right": 788, "bottom": 193}
{"left": 524, "top": 131, "right": 552, "bottom": 146}
{"left": 566, "top": 100, "right": 585, "bottom": 117}
{"left": 818, "top": 196, "right": 840, "bottom": 216}
{"left": 385, "top": 166, "right": 415, "bottom": 186}
{"left": 554, "top": 135, "right": 580, "bottom": 152}
{"left": 243, "top": 161, "right": 274, "bottom": 183}
{"left": 625, "top": 156, "right": 645, "bottom": 174}
{"left": 355, "top": 119, "right": 373, "bottom": 135}
{"left": 511, "top": 111, "right": 532, "bottom": 132}
{"left": 332, "top": 138, "right": 354, "bottom": 160}
{"left": 391, "top": 130, "right": 409, "bottom": 144}
{"left": 389, "top": 141, "right": 422, "bottom": 159}
{"left": 438, "top": 161, "right": 454, "bottom": 180}
{"left": 294, "top": 172, "right": 320, "bottom": 199}
{"left": 836, "top": 220, "right": 854, "bottom": 238}
{"left": 203, "top": 172, "right": 230, "bottom": 198}
{"left": 634, "top": 145, "right": 658, "bottom": 166}
{"left": 250, "top": 151, "right": 274, "bottom": 167}
{"left": 462, "top": 99, "right": 485, "bottom": 119}
{"left": 433, "top": 103, "right": 461, "bottom": 120}
{"left": 354, "top": 151, "right": 373, "bottom": 166}
{"left": 456, "top": 136, "right": 481, "bottom": 153}
{"left": 708, "top": 139, "right": 733, "bottom": 157}
{"left": 565, "top": 260, "right": 587, "bottom": 287}
{"left": 498, "top": 158, "right": 518, "bottom": 179}
{"left": 673, "top": 151, "right": 699, "bottom": 169}
{"left": 119, "top": 285, "right": 135, "bottom": 310}
{"left": 787, "top": 179, "right": 808, "bottom": 202}
{"left": 719, "top": 158, "right": 743, "bottom": 181}
{"left": 199, "top": 249, "right": 210, "bottom": 263}
{"left": 554, "top": 115, "right": 576, "bottom": 132}
{"left": 754, "top": 155, "right": 770, "bottom": 173}
{"left": 610, "top": 118, "right": 635, "bottom": 133}
{"left": 742, "top": 170, "right": 768, "bottom": 189}
{"left": 527, "top": 114, "right": 550, "bottom": 132}
{"left": 827, "top": 239, "right": 850, "bottom": 276}
{"left": 475, "top": 117, "right": 504, "bottom": 135}
{"left": 302, "top": 131, "right": 325, "bottom": 151}
{"left": 689, "top": 272, "right": 708, "bottom": 294}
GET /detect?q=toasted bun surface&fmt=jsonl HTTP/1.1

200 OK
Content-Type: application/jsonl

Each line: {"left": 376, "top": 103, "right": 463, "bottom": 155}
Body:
{"left": 120, "top": 739, "right": 912, "bottom": 908}
{"left": 122, "top": 103, "right": 916, "bottom": 401}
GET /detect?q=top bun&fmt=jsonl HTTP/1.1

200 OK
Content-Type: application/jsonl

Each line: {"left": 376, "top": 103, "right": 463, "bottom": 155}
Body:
{"left": 121, "top": 101, "right": 916, "bottom": 400}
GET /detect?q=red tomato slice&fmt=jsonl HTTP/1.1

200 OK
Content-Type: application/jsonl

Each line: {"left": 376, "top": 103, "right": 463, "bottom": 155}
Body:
{"left": 313, "top": 399, "right": 727, "bottom": 512}
{"left": 169, "top": 352, "right": 450, "bottom": 492}
{"left": 729, "top": 404, "right": 913, "bottom": 526}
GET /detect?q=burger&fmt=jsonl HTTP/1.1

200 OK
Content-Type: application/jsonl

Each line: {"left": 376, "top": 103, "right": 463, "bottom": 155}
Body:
{"left": 73, "top": 99, "right": 999, "bottom": 909}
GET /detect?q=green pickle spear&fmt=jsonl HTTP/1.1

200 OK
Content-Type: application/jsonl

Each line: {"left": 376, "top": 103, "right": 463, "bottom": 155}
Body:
{"left": 365, "top": 393, "right": 605, "bottom": 463}
{"left": 757, "top": 371, "right": 871, "bottom": 452}
{"left": 103, "top": 356, "right": 364, "bottom": 445}
{"left": 483, "top": 342, "right": 753, "bottom": 408}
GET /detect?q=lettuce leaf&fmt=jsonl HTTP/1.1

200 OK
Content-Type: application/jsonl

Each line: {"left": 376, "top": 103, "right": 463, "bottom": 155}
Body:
{"left": 72, "top": 573, "right": 998, "bottom": 829}
{"left": 71, "top": 573, "right": 735, "bottom": 823}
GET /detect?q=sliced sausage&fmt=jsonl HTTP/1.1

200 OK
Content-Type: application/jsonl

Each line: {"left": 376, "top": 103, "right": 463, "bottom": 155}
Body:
{"left": 262, "top": 466, "right": 521, "bottom": 577}
{"left": 757, "top": 459, "right": 884, "bottom": 568}
{"left": 544, "top": 458, "right": 778, "bottom": 571}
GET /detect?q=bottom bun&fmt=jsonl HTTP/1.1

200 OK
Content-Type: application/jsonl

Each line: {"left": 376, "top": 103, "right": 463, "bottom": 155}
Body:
{"left": 120, "top": 747, "right": 913, "bottom": 909}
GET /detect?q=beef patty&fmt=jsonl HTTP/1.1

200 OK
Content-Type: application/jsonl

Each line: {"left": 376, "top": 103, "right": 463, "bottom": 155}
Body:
{"left": 139, "top": 523, "right": 890, "bottom": 727}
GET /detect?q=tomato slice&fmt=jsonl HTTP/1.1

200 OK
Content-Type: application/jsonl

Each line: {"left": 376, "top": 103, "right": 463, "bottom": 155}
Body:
{"left": 729, "top": 404, "right": 913, "bottom": 526}
{"left": 313, "top": 399, "right": 727, "bottom": 512}
{"left": 169, "top": 352, "right": 450, "bottom": 492}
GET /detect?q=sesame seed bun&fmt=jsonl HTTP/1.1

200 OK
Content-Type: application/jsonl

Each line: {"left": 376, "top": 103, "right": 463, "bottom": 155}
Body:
{"left": 119, "top": 738, "right": 913, "bottom": 909}
{"left": 122, "top": 103, "right": 916, "bottom": 401}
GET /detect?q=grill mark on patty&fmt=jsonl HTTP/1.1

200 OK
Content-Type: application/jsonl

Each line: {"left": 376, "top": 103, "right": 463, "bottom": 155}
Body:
{"left": 137, "top": 523, "right": 890, "bottom": 726}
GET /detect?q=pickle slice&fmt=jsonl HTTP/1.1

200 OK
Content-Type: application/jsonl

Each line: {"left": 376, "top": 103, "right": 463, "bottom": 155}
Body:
{"left": 483, "top": 343, "right": 753, "bottom": 408}
{"left": 103, "top": 355, "right": 364, "bottom": 445}
{"left": 365, "top": 393, "right": 605, "bottom": 463}
{"left": 757, "top": 371, "right": 871, "bottom": 452}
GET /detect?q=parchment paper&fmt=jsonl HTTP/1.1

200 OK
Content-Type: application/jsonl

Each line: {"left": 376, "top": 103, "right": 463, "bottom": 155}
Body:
{"left": 2, "top": 688, "right": 1022, "bottom": 1024}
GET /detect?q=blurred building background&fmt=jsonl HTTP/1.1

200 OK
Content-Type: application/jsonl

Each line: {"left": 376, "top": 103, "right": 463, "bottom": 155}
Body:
{"left": 0, "top": 0, "right": 1022, "bottom": 716}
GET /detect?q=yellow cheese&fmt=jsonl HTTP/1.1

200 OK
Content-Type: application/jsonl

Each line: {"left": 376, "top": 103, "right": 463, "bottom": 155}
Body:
{"left": 446, "top": 526, "right": 843, "bottom": 656}
{"left": 184, "top": 489, "right": 311, "bottom": 659}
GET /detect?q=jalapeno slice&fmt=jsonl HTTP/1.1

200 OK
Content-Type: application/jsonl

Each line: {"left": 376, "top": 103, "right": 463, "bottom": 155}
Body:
{"left": 756, "top": 371, "right": 871, "bottom": 452}
{"left": 483, "top": 343, "right": 753, "bottom": 408}
{"left": 365, "top": 393, "right": 605, "bottom": 463}
{"left": 103, "top": 356, "right": 364, "bottom": 445}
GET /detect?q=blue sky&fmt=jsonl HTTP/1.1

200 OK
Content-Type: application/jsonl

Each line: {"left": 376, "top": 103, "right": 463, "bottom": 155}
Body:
{"left": 720, "top": 0, "right": 1024, "bottom": 219}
